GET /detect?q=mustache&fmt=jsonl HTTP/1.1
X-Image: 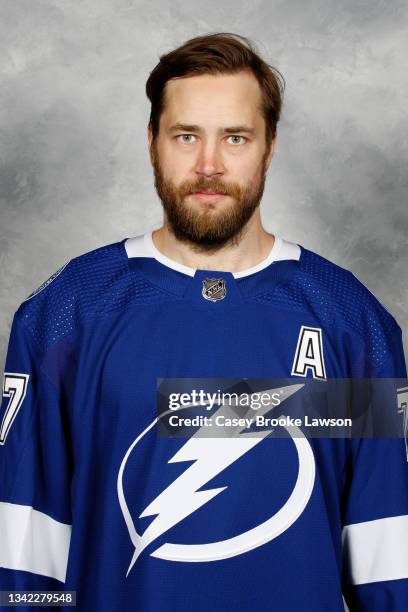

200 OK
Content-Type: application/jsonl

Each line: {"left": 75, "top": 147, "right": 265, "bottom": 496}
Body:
{"left": 179, "top": 181, "right": 243, "bottom": 198}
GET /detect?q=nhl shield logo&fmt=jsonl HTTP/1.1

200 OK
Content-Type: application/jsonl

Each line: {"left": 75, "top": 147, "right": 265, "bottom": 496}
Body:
{"left": 202, "top": 278, "right": 226, "bottom": 302}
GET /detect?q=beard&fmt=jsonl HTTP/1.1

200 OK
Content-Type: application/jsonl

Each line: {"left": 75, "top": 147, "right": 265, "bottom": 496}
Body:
{"left": 150, "top": 144, "right": 269, "bottom": 252}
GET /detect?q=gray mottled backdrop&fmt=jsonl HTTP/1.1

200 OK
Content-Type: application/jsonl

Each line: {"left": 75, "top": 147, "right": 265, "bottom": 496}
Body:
{"left": 1, "top": 0, "right": 407, "bottom": 368}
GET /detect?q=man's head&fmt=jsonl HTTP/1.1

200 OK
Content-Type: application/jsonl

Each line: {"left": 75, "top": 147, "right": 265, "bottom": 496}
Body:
{"left": 145, "top": 33, "right": 285, "bottom": 251}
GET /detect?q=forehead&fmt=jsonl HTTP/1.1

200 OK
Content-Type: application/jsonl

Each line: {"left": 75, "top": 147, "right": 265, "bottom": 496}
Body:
{"left": 161, "top": 71, "right": 263, "bottom": 127}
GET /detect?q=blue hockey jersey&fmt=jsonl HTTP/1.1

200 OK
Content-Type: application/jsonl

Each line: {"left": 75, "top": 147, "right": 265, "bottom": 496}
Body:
{"left": 1, "top": 230, "right": 407, "bottom": 611}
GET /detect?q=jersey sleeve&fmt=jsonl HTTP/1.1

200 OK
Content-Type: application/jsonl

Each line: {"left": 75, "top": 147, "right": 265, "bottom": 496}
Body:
{"left": 0, "top": 312, "right": 72, "bottom": 592}
{"left": 342, "top": 323, "right": 408, "bottom": 611}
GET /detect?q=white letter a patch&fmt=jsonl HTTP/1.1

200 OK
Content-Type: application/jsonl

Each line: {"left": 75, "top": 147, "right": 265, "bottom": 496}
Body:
{"left": 291, "top": 326, "right": 326, "bottom": 380}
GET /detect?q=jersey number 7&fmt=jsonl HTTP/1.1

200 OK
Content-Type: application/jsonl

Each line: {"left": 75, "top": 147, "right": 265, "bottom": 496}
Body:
{"left": 0, "top": 373, "right": 30, "bottom": 445}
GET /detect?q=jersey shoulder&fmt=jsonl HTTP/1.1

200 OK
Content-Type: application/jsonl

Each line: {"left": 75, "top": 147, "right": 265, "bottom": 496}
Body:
{"left": 15, "top": 238, "right": 129, "bottom": 354}
{"left": 297, "top": 244, "right": 400, "bottom": 330}
{"left": 294, "top": 245, "right": 403, "bottom": 373}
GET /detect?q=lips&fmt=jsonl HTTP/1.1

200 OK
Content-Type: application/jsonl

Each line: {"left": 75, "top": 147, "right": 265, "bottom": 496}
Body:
{"left": 193, "top": 191, "right": 225, "bottom": 195}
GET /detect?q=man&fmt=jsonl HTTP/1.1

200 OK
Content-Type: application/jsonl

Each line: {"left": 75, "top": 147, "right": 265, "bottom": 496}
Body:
{"left": 0, "top": 32, "right": 407, "bottom": 611}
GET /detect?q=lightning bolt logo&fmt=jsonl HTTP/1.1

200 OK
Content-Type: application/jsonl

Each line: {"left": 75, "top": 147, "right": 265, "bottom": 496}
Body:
{"left": 117, "top": 384, "right": 315, "bottom": 576}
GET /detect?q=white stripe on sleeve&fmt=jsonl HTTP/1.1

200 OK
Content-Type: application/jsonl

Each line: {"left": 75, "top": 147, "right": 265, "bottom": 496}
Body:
{"left": 0, "top": 502, "right": 71, "bottom": 583}
{"left": 342, "top": 514, "right": 408, "bottom": 585}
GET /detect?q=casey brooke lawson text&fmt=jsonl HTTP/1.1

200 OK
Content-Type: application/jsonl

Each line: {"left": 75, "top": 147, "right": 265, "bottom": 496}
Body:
{"left": 167, "top": 414, "right": 353, "bottom": 428}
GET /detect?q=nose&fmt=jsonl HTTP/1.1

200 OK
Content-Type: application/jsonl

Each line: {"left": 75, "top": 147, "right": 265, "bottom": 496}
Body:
{"left": 194, "top": 141, "right": 225, "bottom": 177}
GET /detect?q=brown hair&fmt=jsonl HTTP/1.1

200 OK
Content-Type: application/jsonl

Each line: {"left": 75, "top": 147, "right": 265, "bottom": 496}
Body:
{"left": 146, "top": 32, "right": 285, "bottom": 151}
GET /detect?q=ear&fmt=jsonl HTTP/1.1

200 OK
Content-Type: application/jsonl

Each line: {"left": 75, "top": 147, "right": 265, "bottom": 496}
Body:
{"left": 265, "top": 134, "right": 277, "bottom": 171}
{"left": 147, "top": 126, "right": 154, "bottom": 165}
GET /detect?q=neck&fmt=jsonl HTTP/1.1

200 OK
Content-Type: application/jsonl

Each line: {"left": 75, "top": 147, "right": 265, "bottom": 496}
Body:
{"left": 151, "top": 214, "right": 275, "bottom": 274}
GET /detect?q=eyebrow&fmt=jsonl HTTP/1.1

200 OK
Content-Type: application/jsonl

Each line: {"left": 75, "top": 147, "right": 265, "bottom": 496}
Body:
{"left": 167, "top": 123, "right": 256, "bottom": 135}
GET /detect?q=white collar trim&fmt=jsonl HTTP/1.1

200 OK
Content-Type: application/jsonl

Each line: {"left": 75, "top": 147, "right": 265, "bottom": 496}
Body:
{"left": 125, "top": 230, "right": 300, "bottom": 278}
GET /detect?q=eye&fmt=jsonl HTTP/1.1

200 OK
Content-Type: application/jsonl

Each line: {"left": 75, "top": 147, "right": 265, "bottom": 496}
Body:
{"left": 176, "top": 134, "right": 197, "bottom": 144}
{"left": 227, "top": 135, "right": 247, "bottom": 145}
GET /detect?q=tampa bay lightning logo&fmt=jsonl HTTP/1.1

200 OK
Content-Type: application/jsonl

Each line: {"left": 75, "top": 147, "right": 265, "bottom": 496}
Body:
{"left": 117, "top": 384, "right": 315, "bottom": 576}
